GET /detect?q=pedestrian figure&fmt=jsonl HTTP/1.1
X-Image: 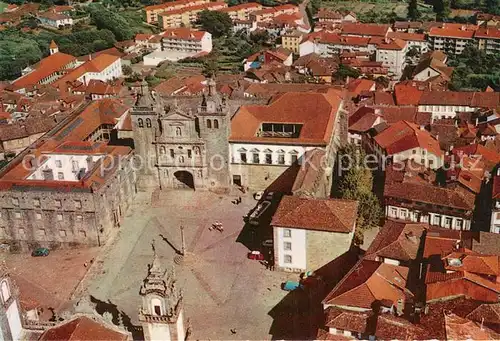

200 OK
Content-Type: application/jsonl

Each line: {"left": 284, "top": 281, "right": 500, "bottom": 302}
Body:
{"left": 238, "top": 196, "right": 242, "bottom": 204}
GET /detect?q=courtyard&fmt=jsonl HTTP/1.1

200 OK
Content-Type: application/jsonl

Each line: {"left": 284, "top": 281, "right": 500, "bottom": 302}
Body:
{"left": 86, "top": 189, "right": 307, "bottom": 340}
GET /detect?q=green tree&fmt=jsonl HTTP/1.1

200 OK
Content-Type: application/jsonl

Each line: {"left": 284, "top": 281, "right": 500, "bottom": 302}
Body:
{"left": 337, "top": 144, "right": 382, "bottom": 244}
{"left": 486, "top": 0, "right": 499, "bottom": 14}
{"left": 202, "top": 58, "right": 219, "bottom": 77}
{"left": 122, "top": 64, "right": 133, "bottom": 76}
{"left": 0, "top": 34, "right": 43, "bottom": 80}
{"left": 88, "top": 4, "right": 134, "bottom": 41}
{"left": 407, "top": 0, "right": 422, "bottom": 20}
{"left": 432, "top": 0, "right": 450, "bottom": 21}
{"left": 196, "top": 10, "right": 232, "bottom": 38}
{"left": 335, "top": 64, "right": 361, "bottom": 81}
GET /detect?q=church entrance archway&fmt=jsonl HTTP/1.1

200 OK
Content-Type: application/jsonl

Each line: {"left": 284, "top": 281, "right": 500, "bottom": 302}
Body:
{"left": 174, "top": 171, "right": 195, "bottom": 189}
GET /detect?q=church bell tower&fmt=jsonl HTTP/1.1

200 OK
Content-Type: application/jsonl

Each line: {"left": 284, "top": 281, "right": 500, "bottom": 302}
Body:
{"left": 139, "top": 241, "right": 187, "bottom": 341}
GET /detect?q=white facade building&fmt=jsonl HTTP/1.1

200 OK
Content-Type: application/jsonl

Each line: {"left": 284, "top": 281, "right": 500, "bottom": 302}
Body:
{"left": 37, "top": 11, "right": 73, "bottom": 28}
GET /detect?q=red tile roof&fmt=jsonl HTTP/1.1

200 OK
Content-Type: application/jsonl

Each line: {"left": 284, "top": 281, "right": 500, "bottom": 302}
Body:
{"left": 445, "top": 312, "right": 500, "bottom": 340}
{"left": 346, "top": 78, "right": 375, "bottom": 96}
{"left": 429, "top": 26, "right": 476, "bottom": 39}
{"left": 365, "top": 219, "right": 427, "bottom": 262}
{"left": 53, "top": 54, "right": 120, "bottom": 88}
{"left": 443, "top": 250, "right": 500, "bottom": 276}
{"left": 161, "top": 27, "right": 207, "bottom": 41}
{"left": 39, "top": 316, "right": 129, "bottom": 341}
{"left": 159, "top": 1, "right": 227, "bottom": 16}
{"left": 324, "top": 307, "right": 369, "bottom": 333}
{"left": 394, "top": 83, "right": 423, "bottom": 106}
{"left": 374, "top": 120, "right": 442, "bottom": 156}
{"left": 13, "top": 52, "right": 76, "bottom": 89}
{"left": 387, "top": 31, "right": 426, "bottom": 41}
{"left": 384, "top": 162, "right": 476, "bottom": 211}
{"left": 475, "top": 26, "right": 500, "bottom": 39}
{"left": 323, "top": 259, "right": 412, "bottom": 309}
{"left": 230, "top": 89, "right": 343, "bottom": 145}
{"left": 341, "top": 23, "right": 390, "bottom": 37}
{"left": 271, "top": 195, "right": 358, "bottom": 233}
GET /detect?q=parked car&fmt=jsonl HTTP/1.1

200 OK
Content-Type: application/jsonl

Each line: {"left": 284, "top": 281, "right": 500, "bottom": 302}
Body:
{"left": 247, "top": 200, "right": 271, "bottom": 226}
{"left": 262, "top": 239, "right": 273, "bottom": 247}
{"left": 31, "top": 247, "right": 49, "bottom": 257}
{"left": 282, "top": 281, "right": 303, "bottom": 291}
{"left": 247, "top": 250, "right": 264, "bottom": 260}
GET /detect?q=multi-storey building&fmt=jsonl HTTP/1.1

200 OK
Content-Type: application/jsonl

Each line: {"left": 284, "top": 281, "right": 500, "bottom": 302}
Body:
{"left": 490, "top": 168, "right": 500, "bottom": 233}
{"left": 428, "top": 24, "right": 477, "bottom": 55}
{"left": 475, "top": 26, "right": 500, "bottom": 54}
{"left": 229, "top": 89, "right": 344, "bottom": 189}
{"left": 384, "top": 161, "right": 475, "bottom": 231}
{"left": 373, "top": 37, "right": 408, "bottom": 78}
{"left": 249, "top": 4, "right": 298, "bottom": 22}
{"left": 145, "top": 0, "right": 209, "bottom": 24}
{"left": 37, "top": 10, "right": 73, "bottom": 28}
{"left": 0, "top": 99, "right": 136, "bottom": 250}
{"left": 157, "top": 2, "right": 227, "bottom": 29}
{"left": 218, "top": 2, "right": 262, "bottom": 21}
{"left": 281, "top": 30, "right": 304, "bottom": 54}
{"left": 161, "top": 28, "right": 212, "bottom": 54}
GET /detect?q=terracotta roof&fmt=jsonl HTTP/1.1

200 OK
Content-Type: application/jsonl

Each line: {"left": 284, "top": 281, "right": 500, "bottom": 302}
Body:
{"left": 324, "top": 307, "right": 369, "bottom": 333}
{"left": 38, "top": 11, "right": 70, "bottom": 20}
{"left": 445, "top": 312, "right": 500, "bottom": 340}
{"left": 346, "top": 78, "right": 375, "bottom": 96}
{"left": 394, "top": 83, "right": 423, "bottom": 106}
{"left": 341, "top": 23, "right": 390, "bottom": 37}
{"left": 452, "top": 143, "right": 500, "bottom": 170}
{"left": 443, "top": 250, "right": 500, "bottom": 276}
{"left": 393, "top": 21, "right": 422, "bottom": 30}
{"left": 323, "top": 259, "right": 412, "bottom": 309}
{"left": 467, "top": 303, "right": 500, "bottom": 326}
{"left": 304, "top": 31, "right": 370, "bottom": 46}
{"left": 49, "top": 40, "right": 58, "bottom": 49}
{"left": 348, "top": 106, "right": 380, "bottom": 133}
{"left": 271, "top": 195, "right": 358, "bottom": 233}
{"left": 365, "top": 219, "right": 427, "bottom": 262}
{"left": 158, "top": 2, "right": 227, "bottom": 16}
{"left": 39, "top": 316, "right": 129, "bottom": 341}
{"left": 13, "top": 52, "right": 76, "bottom": 89}
{"left": 219, "top": 2, "right": 262, "bottom": 12}
{"left": 369, "top": 37, "right": 407, "bottom": 50}
{"left": 161, "top": 27, "right": 207, "bottom": 41}
{"left": 375, "top": 314, "right": 427, "bottom": 340}
{"left": 145, "top": 0, "right": 204, "bottom": 11}
{"left": 384, "top": 162, "right": 476, "bottom": 211}
{"left": 374, "top": 120, "right": 442, "bottom": 156}
{"left": 230, "top": 89, "right": 343, "bottom": 145}
{"left": 53, "top": 54, "right": 120, "bottom": 88}
{"left": 429, "top": 25, "right": 476, "bottom": 39}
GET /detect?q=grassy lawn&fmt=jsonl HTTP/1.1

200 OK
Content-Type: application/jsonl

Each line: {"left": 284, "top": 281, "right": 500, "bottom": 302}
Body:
{"left": 0, "top": 2, "right": 7, "bottom": 13}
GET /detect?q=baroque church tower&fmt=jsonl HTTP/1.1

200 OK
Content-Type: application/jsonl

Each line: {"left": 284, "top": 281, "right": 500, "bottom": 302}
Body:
{"left": 196, "top": 78, "right": 231, "bottom": 191}
{"left": 139, "top": 242, "right": 187, "bottom": 341}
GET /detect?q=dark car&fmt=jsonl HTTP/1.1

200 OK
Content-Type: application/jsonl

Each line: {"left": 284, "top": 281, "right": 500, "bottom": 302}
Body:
{"left": 31, "top": 247, "right": 49, "bottom": 257}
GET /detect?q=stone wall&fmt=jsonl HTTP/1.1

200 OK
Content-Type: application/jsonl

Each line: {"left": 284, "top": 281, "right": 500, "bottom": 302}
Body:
{"left": 305, "top": 229, "right": 354, "bottom": 271}
{"left": 232, "top": 163, "right": 290, "bottom": 191}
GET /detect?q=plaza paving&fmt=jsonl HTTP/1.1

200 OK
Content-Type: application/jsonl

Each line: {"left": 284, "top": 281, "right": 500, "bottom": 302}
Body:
{"left": 87, "top": 189, "right": 299, "bottom": 340}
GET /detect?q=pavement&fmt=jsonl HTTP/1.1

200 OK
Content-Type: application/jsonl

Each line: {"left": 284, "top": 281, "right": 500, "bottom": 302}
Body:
{"left": 86, "top": 189, "right": 299, "bottom": 340}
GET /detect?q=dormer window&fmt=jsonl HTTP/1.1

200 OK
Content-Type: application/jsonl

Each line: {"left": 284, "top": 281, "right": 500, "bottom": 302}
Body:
{"left": 138, "top": 118, "right": 144, "bottom": 128}
{"left": 146, "top": 118, "right": 152, "bottom": 128}
{"left": 259, "top": 123, "right": 302, "bottom": 138}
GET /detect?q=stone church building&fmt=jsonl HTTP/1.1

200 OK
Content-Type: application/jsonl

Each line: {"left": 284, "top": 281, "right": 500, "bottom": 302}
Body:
{"left": 131, "top": 79, "right": 232, "bottom": 192}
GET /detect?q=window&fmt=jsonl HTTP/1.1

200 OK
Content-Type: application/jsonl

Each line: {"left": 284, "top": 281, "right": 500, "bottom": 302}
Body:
{"left": 265, "top": 154, "right": 272, "bottom": 164}
{"left": 33, "top": 198, "right": 40, "bottom": 207}
{"left": 284, "top": 242, "right": 292, "bottom": 251}
{"left": 187, "top": 149, "right": 192, "bottom": 158}
{"left": 59, "top": 230, "right": 67, "bottom": 237}
{"left": 36, "top": 213, "right": 42, "bottom": 220}
{"left": 11, "top": 198, "right": 19, "bottom": 206}
{"left": 291, "top": 154, "right": 298, "bottom": 163}
{"left": 57, "top": 213, "right": 63, "bottom": 221}
{"left": 154, "top": 305, "right": 161, "bottom": 316}
{"left": 429, "top": 159, "right": 434, "bottom": 166}
{"left": 14, "top": 212, "right": 21, "bottom": 219}
{"left": 55, "top": 199, "right": 62, "bottom": 208}
{"left": 283, "top": 229, "right": 291, "bottom": 237}
{"left": 412, "top": 149, "right": 417, "bottom": 154}
{"left": 391, "top": 208, "right": 397, "bottom": 217}
{"left": 58, "top": 172, "right": 64, "bottom": 180}
{"left": 55, "top": 160, "right": 62, "bottom": 168}
{"left": 170, "top": 149, "right": 175, "bottom": 158}
{"left": 278, "top": 154, "right": 285, "bottom": 165}
{"left": 284, "top": 255, "right": 292, "bottom": 263}
{"left": 179, "top": 156, "right": 184, "bottom": 163}
{"left": 194, "top": 146, "right": 200, "bottom": 155}
{"left": 146, "top": 118, "right": 152, "bottom": 128}
{"left": 207, "top": 119, "right": 212, "bottom": 128}
{"left": 240, "top": 153, "right": 247, "bottom": 163}
{"left": 160, "top": 146, "right": 166, "bottom": 154}
{"left": 175, "top": 127, "right": 182, "bottom": 136}
{"left": 445, "top": 217, "right": 452, "bottom": 228}
{"left": 79, "top": 230, "right": 87, "bottom": 238}
{"left": 433, "top": 215, "right": 441, "bottom": 226}
{"left": 253, "top": 153, "right": 260, "bottom": 163}
{"left": 76, "top": 214, "right": 83, "bottom": 221}
{"left": 214, "top": 119, "right": 219, "bottom": 129}
{"left": 138, "top": 118, "right": 144, "bottom": 128}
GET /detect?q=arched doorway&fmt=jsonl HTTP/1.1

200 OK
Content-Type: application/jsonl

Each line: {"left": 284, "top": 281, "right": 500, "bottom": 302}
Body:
{"left": 174, "top": 171, "right": 195, "bottom": 189}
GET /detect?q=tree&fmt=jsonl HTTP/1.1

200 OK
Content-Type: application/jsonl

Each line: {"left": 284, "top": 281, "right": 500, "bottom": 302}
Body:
{"left": 88, "top": 4, "right": 134, "bottom": 41}
{"left": 196, "top": 10, "right": 232, "bottom": 38}
{"left": 432, "top": 0, "right": 450, "bottom": 21}
{"left": 335, "top": 64, "right": 361, "bottom": 81}
{"left": 337, "top": 144, "right": 382, "bottom": 244}
{"left": 407, "top": 0, "right": 422, "bottom": 20}
{"left": 202, "top": 58, "right": 219, "bottom": 77}
{"left": 122, "top": 64, "right": 133, "bottom": 76}
{"left": 486, "top": 0, "right": 500, "bottom": 14}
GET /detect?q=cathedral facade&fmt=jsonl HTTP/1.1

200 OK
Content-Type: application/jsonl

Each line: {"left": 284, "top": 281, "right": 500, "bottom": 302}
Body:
{"left": 131, "top": 80, "right": 232, "bottom": 192}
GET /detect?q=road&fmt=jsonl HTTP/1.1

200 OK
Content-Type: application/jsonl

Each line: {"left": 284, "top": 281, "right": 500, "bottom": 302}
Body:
{"left": 299, "top": 0, "right": 312, "bottom": 31}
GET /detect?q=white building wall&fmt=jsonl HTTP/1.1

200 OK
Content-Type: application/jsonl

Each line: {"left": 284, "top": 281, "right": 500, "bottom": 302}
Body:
{"left": 147, "top": 323, "right": 171, "bottom": 341}
{"left": 277, "top": 227, "right": 306, "bottom": 270}
{"left": 176, "top": 310, "right": 185, "bottom": 341}
{"left": 200, "top": 33, "right": 213, "bottom": 52}
{"left": 414, "top": 67, "right": 440, "bottom": 81}
{"left": 6, "top": 302, "right": 22, "bottom": 341}
{"left": 27, "top": 154, "right": 103, "bottom": 181}
{"left": 230, "top": 142, "right": 321, "bottom": 166}
{"left": 417, "top": 104, "right": 476, "bottom": 120}
{"left": 78, "top": 58, "right": 122, "bottom": 85}
{"left": 385, "top": 204, "right": 471, "bottom": 230}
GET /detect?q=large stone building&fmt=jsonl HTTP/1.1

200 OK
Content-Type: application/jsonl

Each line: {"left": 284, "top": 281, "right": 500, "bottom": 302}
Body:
{"left": 0, "top": 99, "right": 136, "bottom": 250}
{"left": 131, "top": 79, "right": 231, "bottom": 191}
